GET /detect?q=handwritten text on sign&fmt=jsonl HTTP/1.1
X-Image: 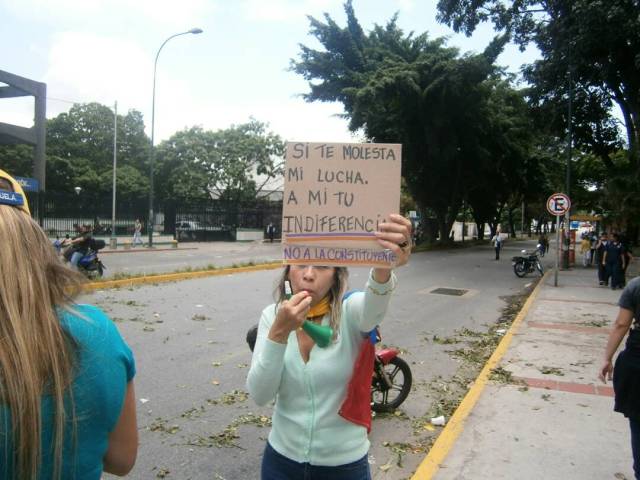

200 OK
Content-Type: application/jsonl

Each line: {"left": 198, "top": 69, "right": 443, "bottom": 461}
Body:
{"left": 282, "top": 142, "right": 402, "bottom": 267}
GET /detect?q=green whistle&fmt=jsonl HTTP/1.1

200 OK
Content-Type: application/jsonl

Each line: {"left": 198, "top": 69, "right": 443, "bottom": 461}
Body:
{"left": 301, "top": 321, "right": 333, "bottom": 348}
{"left": 285, "top": 281, "right": 333, "bottom": 348}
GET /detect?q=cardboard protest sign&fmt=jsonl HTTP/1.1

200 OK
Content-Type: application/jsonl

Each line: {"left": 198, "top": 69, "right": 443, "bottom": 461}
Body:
{"left": 282, "top": 141, "right": 402, "bottom": 268}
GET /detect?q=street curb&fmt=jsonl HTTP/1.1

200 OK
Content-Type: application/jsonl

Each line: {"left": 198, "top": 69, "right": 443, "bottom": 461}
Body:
{"left": 81, "top": 262, "right": 283, "bottom": 292}
{"left": 411, "top": 270, "right": 551, "bottom": 480}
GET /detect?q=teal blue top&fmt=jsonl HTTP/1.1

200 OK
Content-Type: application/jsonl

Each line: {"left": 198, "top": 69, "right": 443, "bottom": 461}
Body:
{"left": 0, "top": 304, "right": 136, "bottom": 480}
{"left": 247, "top": 270, "right": 396, "bottom": 466}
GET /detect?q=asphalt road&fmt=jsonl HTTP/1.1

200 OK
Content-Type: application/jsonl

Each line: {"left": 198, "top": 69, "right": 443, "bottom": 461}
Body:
{"left": 91, "top": 239, "right": 548, "bottom": 479}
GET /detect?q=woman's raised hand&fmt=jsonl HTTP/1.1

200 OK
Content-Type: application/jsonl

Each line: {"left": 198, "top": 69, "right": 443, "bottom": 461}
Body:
{"left": 375, "top": 213, "right": 413, "bottom": 268}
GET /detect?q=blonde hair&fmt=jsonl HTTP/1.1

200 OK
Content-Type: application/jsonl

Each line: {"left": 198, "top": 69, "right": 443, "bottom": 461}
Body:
{"left": 0, "top": 205, "right": 84, "bottom": 479}
{"left": 275, "top": 266, "right": 349, "bottom": 341}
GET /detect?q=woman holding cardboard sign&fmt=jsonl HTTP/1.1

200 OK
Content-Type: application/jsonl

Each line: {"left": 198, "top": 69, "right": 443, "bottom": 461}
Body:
{"left": 247, "top": 213, "right": 412, "bottom": 479}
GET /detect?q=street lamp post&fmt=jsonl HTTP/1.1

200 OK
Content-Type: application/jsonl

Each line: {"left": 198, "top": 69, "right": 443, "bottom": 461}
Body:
{"left": 111, "top": 101, "right": 118, "bottom": 249}
{"left": 148, "top": 27, "right": 203, "bottom": 247}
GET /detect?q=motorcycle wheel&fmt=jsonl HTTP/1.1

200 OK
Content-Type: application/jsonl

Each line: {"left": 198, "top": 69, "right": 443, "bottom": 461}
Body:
{"left": 513, "top": 261, "right": 528, "bottom": 278}
{"left": 97, "top": 262, "right": 104, "bottom": 277}
{"left": 536, "top": 261, "right": 544, "bottom": 276}
{"left": 371, "top": 357, "right": 412, "bottom": 413}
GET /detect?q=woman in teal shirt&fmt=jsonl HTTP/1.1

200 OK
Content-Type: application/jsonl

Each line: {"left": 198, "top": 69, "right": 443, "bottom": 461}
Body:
{"left": 0, "top": 169, "right": 138, "bottom": 479}
{"left": 247, "top": 214, "right": 412, "bottom": 479}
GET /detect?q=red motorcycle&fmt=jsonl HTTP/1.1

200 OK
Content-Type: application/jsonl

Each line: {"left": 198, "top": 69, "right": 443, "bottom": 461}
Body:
{"left": 245, "top": 326, "right": 412, "bottom": 413}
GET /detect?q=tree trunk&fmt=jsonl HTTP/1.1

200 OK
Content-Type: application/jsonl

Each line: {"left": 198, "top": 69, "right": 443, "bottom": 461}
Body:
{"left": 417, "top": 204, "right": 437, "bottom": 244}
{"left": 436, "top": 205, "right": 460, "bottom": 244}
{"left": 610, "top": 83, "right": 640, "bottom": 173}
{"left": 507, "top": 205, "right": 516, "bottom": 238}
{"left": 476, "top": 222, "right": 485, "bottom": 240}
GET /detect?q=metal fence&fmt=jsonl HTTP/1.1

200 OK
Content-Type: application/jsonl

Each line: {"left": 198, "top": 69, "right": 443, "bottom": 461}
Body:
{"left": 26, "top": 191, "right": 283, "bottom": 241}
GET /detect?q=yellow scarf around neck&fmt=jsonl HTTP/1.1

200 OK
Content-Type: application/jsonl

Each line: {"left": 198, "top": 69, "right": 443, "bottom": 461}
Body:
{"left": 307, "top": 296, "right": 331, "bottom": 319}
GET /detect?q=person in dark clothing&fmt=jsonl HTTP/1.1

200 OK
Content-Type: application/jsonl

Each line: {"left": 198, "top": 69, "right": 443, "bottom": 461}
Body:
{"left": 267, "top": 222, "right": 275, "bottom": 243}
{"left": 599, "top": 277, "right": 640, "bottom": 479}
{"left": 590, "top": 232, "right": 598, "bottom": 266}
{"left": 621, "top": 234, "right": 634, "bottom": 287}
{"left": 596, "top": 232, "right": 609, "bottom": 285}
{"left": 603, "top": 233, "right": 627, "bottom": 290}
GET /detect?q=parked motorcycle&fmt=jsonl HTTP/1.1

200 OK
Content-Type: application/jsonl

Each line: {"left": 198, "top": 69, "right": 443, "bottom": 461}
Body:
{"left": 370, "top": 338, "right": 412, "bottom": 412}
{"left": 512, "top": 247, "right": 544, "bottom": 278}
{"left": 245, "top": 325, "right": 412, "bottom": 413}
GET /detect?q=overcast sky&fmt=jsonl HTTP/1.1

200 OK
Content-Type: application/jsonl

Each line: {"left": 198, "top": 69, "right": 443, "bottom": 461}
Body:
{"left": 1, "top": 0, "right": 539, "bottom": 144}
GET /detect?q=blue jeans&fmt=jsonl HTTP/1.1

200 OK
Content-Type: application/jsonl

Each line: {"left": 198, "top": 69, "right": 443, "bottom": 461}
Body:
{"left": 261, "top": 442, "right": 371, "bottom": 480}
{"left": 70, "top": 251, "right": 83, "bottom": 268}
{"left": 630, "top": 418, "right": 640, "bottom": 480}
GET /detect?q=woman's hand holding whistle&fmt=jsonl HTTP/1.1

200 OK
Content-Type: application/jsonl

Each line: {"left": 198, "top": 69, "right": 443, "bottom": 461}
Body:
{"left": 269, "top": 291, "right": 312, "bottom": 344}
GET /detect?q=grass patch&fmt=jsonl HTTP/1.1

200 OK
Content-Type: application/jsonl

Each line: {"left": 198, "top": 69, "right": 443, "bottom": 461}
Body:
{"left": 148, "top": 418, "right": 180, "bottom": 435}
{"left": 381, "top": 439, "right": 434, "bottom": 468}
{"left": 207, "top": 390, "right": 249, "bottom": 406}
{"left": 186, "top": 413, "right": 271, "bottom": 449}
{"left": 539, "top": 366, "right": 564, "bottom": 376}
{"left": 431, "top": 335, "right": 461, "bottom": 345}
{"left": 414, "top": 281, "right": 539, "bottom": 437}
{"left": 576, "top": 319, "right": 608, "bottom": 327}
{"left": 489, "top": 366, "right": 515, "bottom": 384}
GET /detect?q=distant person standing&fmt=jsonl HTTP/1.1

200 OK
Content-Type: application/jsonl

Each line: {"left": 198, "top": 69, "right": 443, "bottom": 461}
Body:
{"left": 596, "top": 233, "right": 610, "bottom": 285}
{"left": 132, "top": 219, "right": 143, "bottom": 247}
{"left": 267, "top": 222, "right": 275, "bottom": 243}
{"left": 590, "top": 232, "right": 598, "bottom": 266}
{"left": 621, "top": 233, "right": 634, "bottom": 287}
{"left": 491, "top": 231, "right": 503, "bottom": 260}
{"left": 580, "top": 234, "right": 592, "bottom": 267}
{"left": 537, "top": 234, "right": 546, "bottom": 256}
{"left": 599, "top": 276, "right": 640, "bottom": 480}
{"left": 604, "top": 233, "right": 627, "bottom": 290}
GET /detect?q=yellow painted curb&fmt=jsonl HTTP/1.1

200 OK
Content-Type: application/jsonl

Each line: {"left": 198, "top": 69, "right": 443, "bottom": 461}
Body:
{"left": 81, "top": 262, "right": 283, "bottom": 292}
{"left": 411, "top": 271, "right": 550, "bottom": 480}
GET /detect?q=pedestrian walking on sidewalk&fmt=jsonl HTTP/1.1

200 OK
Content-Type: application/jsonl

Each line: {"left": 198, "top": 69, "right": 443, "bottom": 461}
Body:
{"left": 599, "top": 276, "right": 640, "bottom": 480}
{"left": 132, "top": 218, "right": 143, "bottom": 247}
{"left": 247, "top": 214, "right": 412, "bottom": 480}
{"left": 0, "top": 170, "right": 138, "bottom": 479}
{"left": 492, "top": 231, "right": 503, "bottom": 260}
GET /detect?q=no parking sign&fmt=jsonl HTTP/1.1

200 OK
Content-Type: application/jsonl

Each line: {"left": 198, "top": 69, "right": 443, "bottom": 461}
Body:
{"left": 547, "top": 192, "right": 571, "bottom": 287}
{"left": 546, "top": 193, "right": 571, "bottom": 216}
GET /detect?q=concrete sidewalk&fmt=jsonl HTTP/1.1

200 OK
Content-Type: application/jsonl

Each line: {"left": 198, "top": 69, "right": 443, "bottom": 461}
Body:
{"left": 414, "top": 265, "right": 636, "bottom": 480}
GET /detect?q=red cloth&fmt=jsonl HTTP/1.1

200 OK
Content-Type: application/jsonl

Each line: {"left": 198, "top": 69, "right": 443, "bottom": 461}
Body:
{"left": 339, "top": 338, "right": 375, "bottom": 433}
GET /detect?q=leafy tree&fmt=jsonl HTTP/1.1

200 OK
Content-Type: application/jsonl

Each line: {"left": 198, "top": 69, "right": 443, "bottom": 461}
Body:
{"left": 292, "top": 1, "right": 539, "bottom": 242}
{"left": 436, "top": 0, "right": 640, "bottom": 176}
{"left": 45, "top": 102, "right": 150, "bottom": 197}
{"left": 155, "top": 119, "right": 285, "bottom": 203}
{"left": 0, "top": 144, "right": 34, "bottom": 177}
